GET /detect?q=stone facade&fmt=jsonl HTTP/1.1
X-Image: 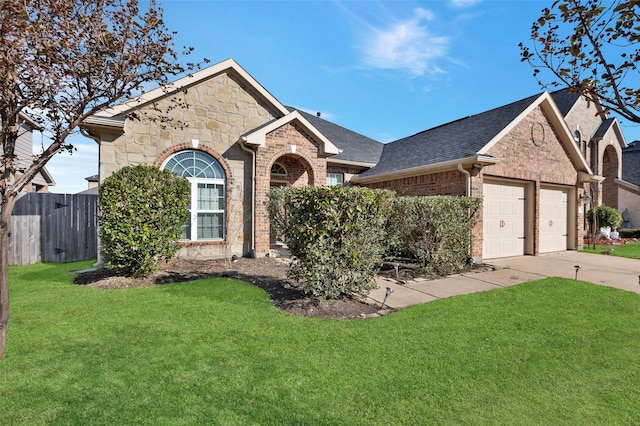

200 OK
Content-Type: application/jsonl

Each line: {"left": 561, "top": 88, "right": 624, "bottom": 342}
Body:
{"left": 90, "top": 64, "right": 336, "bottom": 259}
{"left": 96, "top": 70, "right": 297, "bottom": 258}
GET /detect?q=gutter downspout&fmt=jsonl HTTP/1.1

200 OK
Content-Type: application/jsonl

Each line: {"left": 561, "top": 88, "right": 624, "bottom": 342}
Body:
{"left": 457, "top": 163, "right": 471, "bottom": 197}
{"left": 239, "top": 139, "right": 256, "bottom": 258}
{"left": 458, "top": 163, "right": 477, "bottom": 264}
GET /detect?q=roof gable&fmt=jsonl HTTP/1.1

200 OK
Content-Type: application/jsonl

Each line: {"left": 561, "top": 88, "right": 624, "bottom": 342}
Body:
{"left": 242, "top": 111, "right": 340, "bottom": 156}
{"left": 93, "top": 59, "right": 290, "bottom": 119}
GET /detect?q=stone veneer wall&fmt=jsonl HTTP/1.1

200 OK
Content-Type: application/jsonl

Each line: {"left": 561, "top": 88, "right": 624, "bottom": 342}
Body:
{"left": 100, "top": 71, "right": 279, "bottom": 258}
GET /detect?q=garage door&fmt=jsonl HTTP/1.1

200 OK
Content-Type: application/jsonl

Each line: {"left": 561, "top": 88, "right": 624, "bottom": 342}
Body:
{"left": 539, "top": 187, "right": 568, "bottom": 253}
{"left": 483, "top": 181, "right": 526, "bottom": 259}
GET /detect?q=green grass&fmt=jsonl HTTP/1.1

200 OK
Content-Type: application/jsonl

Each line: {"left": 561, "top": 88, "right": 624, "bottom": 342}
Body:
{"left": 581, "top": 241, "right": 640, "bottom": 259}
{"left": 1, "top": 262, "right": 640, "bottom": 425}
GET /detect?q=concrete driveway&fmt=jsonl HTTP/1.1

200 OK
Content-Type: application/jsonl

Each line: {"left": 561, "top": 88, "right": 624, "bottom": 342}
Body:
{"left": 368, "top": 251, "right": 640, "bottom": 310}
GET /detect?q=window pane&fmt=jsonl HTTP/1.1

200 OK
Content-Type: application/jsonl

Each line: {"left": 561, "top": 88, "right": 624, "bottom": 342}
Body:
{"left": 198, "top": 183, "right": 224, "bottom": 210}
{"left": 197, "top": 213, "right": 223, "bottom": 239}
{"left": 327, "top": 173, "right": 344, "bottom": 187}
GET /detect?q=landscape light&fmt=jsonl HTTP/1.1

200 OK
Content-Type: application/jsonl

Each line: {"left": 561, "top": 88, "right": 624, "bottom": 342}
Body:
{"left": 381, "top": 287, "right": 394, "bottom": 310}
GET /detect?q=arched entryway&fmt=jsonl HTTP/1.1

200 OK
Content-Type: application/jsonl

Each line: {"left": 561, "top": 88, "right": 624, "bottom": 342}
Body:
{"left": 268, "top": 154, "right": 315, "bottom": 250}
{"left": 269, "top": 154, "right": 315, "bottom": 188}
{"left": 602, "top": 145, "right": 619, "bottom": 208}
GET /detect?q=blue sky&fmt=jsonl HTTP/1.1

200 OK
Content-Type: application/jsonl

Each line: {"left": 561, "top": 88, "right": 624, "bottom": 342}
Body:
{"left": 42, "top": 0, "right": 640, "bottom": 193}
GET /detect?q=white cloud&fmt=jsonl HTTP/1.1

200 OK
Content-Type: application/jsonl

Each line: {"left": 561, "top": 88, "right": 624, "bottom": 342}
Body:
{"left": 449, "top": 0, "right": 481, "bottom": 9}
{"left": 357, "top": 7, "right": 449, "bottom": 77}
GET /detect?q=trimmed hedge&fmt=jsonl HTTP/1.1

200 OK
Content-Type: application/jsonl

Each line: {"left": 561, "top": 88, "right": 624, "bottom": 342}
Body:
{"left": 268, "top": 186, "right": 393, "bottom": 299}
{"left": 99, "top": 165, "right": 190, "bottom": 278}
{"left": 386, "top": 196, "right": 482, "bottom": 276}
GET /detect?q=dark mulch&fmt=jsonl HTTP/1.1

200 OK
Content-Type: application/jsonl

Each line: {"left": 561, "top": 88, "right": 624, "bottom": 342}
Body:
{"left": 73, "top": 257, "right": 383, "bottom": 319}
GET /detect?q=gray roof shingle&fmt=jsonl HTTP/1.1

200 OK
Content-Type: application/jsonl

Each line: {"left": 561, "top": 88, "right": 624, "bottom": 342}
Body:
{"left": 622, "top": 141, "right": 640, "bottom": 187}
{"left": 357, "top": 93, "right": 540, "bottom": 178}
{"left": 549, "top": 88, "right": 581, "bottom": 117}
{"left": 287, "top": 108, "right": 384, "bottom": 165}
{"left": 592, "top": 117, "right": 616, "bottom": 139}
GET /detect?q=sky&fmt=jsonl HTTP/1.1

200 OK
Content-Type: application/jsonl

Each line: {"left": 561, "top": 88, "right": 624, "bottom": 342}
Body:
{"left": 41, "top": 0, "right": 640, "bottom": 194}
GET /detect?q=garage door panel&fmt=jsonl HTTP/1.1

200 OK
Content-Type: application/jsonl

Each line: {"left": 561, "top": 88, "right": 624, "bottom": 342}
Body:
{"left": 483, "top": 181, "right": 526, "bottom": 259}
{"left": 539, "top": 187, "right": 568, "bottom": 253}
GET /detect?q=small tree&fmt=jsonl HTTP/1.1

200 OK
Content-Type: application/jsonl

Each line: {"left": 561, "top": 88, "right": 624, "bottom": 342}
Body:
{"left": 99, "top": 165, "right": 190, "bottom": 278}
{"left": 268, "top": 186, "right": 393, "bottom": 300}
{"left": 0, "top": 0, "right": 204, "bottom": 359}
{"left": 587, "top": 205, "right": 623, "bottom": 230}
{"left": 520, "top": 0, "right": 640, "bottom": 123}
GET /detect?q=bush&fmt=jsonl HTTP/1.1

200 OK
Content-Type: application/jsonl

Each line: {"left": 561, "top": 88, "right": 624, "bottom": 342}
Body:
{"left": 386, "top": 196, "right": 481, "bottom": 276}
{"left": 99, "top": 165, "right": 190, "bottom": 278}
{"left": 268, "top": 186, "right": 393, "bottom": 299}
{"left": 587, "top": 205, "right": 623, "bottom": 229}
{"left": 619, "top": 228, "right": 640, "bottom": 239}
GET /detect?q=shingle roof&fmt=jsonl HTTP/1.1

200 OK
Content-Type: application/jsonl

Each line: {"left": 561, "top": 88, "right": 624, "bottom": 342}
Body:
{"left": 592, "top": 117, "right": 616, "bottom": 139}
{"left": 357, "top": 93, "right": 541, "bottom": 178}
{"left": 549, "top": 88, "right": 581, "bottom": 117}
{"left": 287, "top": 108, "right": 384, "bottom": 165}
{"left": 622, "top": 141, "right": 640, "bottom": 186}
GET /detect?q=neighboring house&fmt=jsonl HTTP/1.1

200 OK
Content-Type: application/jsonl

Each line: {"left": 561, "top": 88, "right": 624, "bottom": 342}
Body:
{"left": 83, "top": 59, "right": 622, "bottom": 262}
{"left": 620, "top": 141, "right": 640, "bottom": 227}
{"left": 77, "top": 174, "right": 99, "bottom": 195}
{"left": 3, "top": 113, "right": 56, "bottom": 193}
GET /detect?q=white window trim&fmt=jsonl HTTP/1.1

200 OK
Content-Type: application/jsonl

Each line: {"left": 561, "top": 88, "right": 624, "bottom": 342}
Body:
{"left": 187, "top": 177, "right": 225, "bottom": 241}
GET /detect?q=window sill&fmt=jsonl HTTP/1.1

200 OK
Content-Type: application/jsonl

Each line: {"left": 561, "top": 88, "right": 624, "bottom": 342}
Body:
{"left": 179, "top": 240, "right": 225, "bottom": 247}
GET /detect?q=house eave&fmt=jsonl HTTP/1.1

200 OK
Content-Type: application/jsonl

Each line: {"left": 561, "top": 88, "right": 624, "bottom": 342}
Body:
{"left": 578, "top": 170, "right": 604, "bottom": 183}
{"left": 615, "top": 178, "right": 640, "bottom": 192}
{"left": 81, "top": 116, "right": 125, "bottom": 134}
{"left": 351, "top": 155, "right": 501, "bottom": 185}
{"left": 327, "top": 158, "right": 377, "bottom": 168}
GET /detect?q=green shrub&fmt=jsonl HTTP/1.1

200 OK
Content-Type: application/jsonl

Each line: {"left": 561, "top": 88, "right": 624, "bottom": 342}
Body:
{"left": 619, "top": 228, "right": 640, "bottom": 239}
{"left": 386, "top": 196, "right": 481, "bottom": 276}
{"left": 268, "top": 186, "right": 393, "bottom": 299}
{"left": 99, "top": 165, "right": 190, "bottom": 278}
{"left": 587, "top": 205, "right": 623, "bottom": 229}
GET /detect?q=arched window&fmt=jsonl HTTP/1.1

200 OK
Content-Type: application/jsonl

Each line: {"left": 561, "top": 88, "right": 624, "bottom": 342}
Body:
{"left": 163, "top": 150, "right": 225, "bottom": 241}
{"left": 270, "top": 163, "right": 287, "bottom": 176}
{"left": 574, "top": 130, "right": 587, "bottom": 157}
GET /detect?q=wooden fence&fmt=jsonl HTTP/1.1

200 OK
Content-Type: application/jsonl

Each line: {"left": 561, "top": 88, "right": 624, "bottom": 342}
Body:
{"left": 10, "top": 193, "right": 98, "bottom": 265}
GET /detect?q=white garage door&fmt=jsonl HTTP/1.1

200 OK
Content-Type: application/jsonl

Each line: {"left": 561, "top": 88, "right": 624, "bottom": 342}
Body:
{"left": 483, "top": 181, "right": 526, "bottom": 259}
{"left": 539, "top": 187, "right": 568, "bottom": 253}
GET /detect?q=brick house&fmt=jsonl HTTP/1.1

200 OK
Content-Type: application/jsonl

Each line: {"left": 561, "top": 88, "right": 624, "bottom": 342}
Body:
{"left": 83, "top": 59, "right": 625, "bottom": 262}
{"left": 619, "top": 142, "right": 640, "bottom": 228}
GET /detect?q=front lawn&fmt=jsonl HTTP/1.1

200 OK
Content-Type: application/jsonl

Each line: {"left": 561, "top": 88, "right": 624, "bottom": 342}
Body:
{"left": 1, "top": 262, "right": 640, "bottom": 424}
{"left": 581, "top": 241, "right": 640, "bottom": 259}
